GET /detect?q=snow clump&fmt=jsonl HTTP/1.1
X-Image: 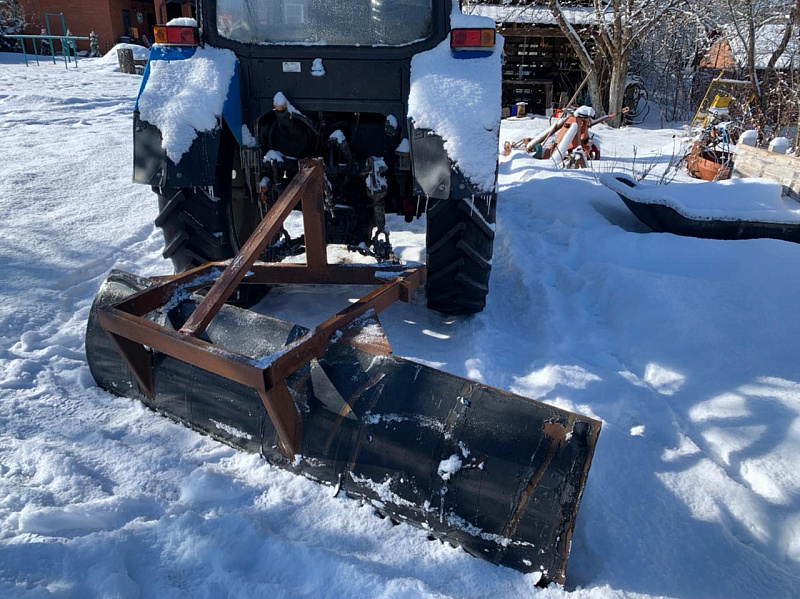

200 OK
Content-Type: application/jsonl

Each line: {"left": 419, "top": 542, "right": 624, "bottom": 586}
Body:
{"left": 311, "top": 58, "right": 325, "bottom": 77}
{"left": 438, "top": 454, "right": 463, "bottom": 481}
{"left": 273, "top": 91, "right": 300, "bottom": 114}
{"left": 241, "top": 124, "right": 257, "bottom": 147}
{"left": 329, "top": 129, "right": 346, "bottom": 144}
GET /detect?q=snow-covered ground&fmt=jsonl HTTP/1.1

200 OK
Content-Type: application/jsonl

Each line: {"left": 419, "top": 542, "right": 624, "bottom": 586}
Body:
{"left": 2, "top": 54, "right": 800, "bottom": 598}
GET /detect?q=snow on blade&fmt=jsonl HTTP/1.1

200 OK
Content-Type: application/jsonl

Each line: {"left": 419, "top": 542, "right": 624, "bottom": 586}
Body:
{"left": 137, "top": 46, "right": 237, "bottom": 163}
{"left": 408, "top": 6, "right": 502, "bottom": 192}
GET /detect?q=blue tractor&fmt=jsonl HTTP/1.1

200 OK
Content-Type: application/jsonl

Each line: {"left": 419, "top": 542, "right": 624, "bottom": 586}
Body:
{"left": 133, "top": 0, "right": 501, "bottom": 314}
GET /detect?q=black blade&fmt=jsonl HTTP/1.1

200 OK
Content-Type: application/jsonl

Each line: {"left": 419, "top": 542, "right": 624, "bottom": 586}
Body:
{"left": 86, "top": 271, "right": 601, "bottom": 586}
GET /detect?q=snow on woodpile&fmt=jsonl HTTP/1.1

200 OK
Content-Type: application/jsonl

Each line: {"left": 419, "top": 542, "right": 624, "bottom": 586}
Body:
{"left": 408, "top": 7, "right": 502, "bottom": 192}
{"left": 600, "top": 173, "right": 800, "bottom": 224}
{"left": 137, "top": 46, "right": 237, "bottom": 163}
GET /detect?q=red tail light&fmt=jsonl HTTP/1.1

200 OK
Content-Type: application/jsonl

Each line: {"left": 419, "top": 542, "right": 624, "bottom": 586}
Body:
{"left": 153, "top": 25, "right": 198, "bottom": 46}
{"left": 451, "top": 28, "right": 495, "bottom": 49}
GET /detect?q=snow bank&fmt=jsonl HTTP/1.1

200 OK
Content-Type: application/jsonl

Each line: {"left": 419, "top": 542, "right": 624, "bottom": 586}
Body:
{"left": 600, "top": 173, "right": 800, "bottom": 224}
{"left": 408, "top": 7, "right": 502, "bottom": 192}
{"left": 137, "top": 46, "right": 237, "bottom": 163}
{"left": 95, "top": 43, "right": 150, "bottom": 69}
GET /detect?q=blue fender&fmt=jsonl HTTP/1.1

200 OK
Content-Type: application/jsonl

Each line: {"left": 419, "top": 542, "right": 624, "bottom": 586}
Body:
{"left": 133, "top": 45, "right": 243, "bottom": 187}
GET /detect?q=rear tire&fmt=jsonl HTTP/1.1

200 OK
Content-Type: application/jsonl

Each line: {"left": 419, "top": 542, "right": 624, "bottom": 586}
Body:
{"left": 153, "top": 149, "right": 267, "bottom": 305}
{"left": 425, "top": 192, "right": 496, "bottom": 315}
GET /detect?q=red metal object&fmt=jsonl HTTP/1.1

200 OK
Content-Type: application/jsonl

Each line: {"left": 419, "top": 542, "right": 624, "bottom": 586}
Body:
{"left": 685, "top": 139, "right": 732, "bottom": 181}
{"left": 96, "top": 159, "right": 426, "bottom": 458}
{"left": 544, "top": 114, "right": 599, "bottom": 161}
{"left": 153, "top": 25, "right": 198, "bottom": 46}
{"left": 539, "top": 108, "right": 628, "bottom": 163}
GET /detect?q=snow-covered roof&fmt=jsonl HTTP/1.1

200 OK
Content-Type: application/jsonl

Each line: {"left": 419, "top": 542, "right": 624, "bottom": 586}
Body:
{"left": 463, "top": 4, "right": 602, "bottom": 27}
{"left": 726, "top": 24, "right": 799, "bottom": 70}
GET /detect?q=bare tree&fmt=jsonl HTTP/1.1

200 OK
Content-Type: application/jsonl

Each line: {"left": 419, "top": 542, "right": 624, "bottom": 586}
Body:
{"left": 722, "top": 0, "right": 798, "bottom": 118}
{"left": 548, "top": 0, "right": 683, "bottom": 126}
{"left": 545, "top": 0, "right": 607, "bottom": 114}
{"left": 710, "top": 0, "right": 798, "bottom": 147}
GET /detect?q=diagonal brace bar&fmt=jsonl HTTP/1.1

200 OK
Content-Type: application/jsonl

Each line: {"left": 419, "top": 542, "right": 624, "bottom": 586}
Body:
{"left": 179, "top": 159, "right": 323, "bottom": 337}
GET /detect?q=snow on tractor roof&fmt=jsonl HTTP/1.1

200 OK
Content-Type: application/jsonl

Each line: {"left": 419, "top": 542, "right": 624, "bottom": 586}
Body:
{"left": 464, "top": 4, "right": 607, "bottom": 26}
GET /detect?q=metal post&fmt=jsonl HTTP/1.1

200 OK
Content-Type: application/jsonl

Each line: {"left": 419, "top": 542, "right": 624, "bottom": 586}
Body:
{"left": 60, "top": 37, "right": 69, "bottom": 69}
{"left": 5, "top": 35, "right": 91, "bottom": 69}
{"left": 44, "top": 13, "right": 56, "bottom": 63}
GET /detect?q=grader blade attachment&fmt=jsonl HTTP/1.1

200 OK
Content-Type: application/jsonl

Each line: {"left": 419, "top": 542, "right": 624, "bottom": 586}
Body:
{"left": 85, "top": 160, "right": 600, "bottom": 586}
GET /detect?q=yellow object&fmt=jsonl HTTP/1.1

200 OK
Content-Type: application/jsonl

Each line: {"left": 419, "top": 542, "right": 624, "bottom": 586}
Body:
{"left": 709, "top": 95, "right": 731, "bottom": 110}
{"left": 153, "top": 26, "right": 167, "bottom": 45}
{"left": 690, "top": 74, "right": 753, "bottom": 130}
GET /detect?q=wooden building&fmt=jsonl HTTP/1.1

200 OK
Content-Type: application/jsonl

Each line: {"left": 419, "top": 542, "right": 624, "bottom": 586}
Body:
{"left": 155, "top": 0, "right": 195, "bottom": 24}
{"left": 463, "top": 2, "right": 598, "bottom": 114}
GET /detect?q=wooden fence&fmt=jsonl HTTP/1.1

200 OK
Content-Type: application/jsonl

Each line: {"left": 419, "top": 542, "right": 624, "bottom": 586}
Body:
{"left": 733, "top": 144, "right": 800, "bottom": 197}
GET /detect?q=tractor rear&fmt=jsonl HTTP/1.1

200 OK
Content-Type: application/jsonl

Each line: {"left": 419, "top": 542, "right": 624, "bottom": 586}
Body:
{"left": 85, "top": 0, "right": 601, "bottom": 586}
{"left": 135, "top": 0, "right": 497, "bottom": 314}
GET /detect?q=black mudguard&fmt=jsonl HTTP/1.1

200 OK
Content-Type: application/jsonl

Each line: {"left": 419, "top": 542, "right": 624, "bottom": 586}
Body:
{"left": 133, "top": 112, "right": 223, "bottom": 188}
{"left": 409, "top": 123, "right": 493, "bottom": 201}
{"left": 86, "top": 271, "right": 600, "bottom": 585}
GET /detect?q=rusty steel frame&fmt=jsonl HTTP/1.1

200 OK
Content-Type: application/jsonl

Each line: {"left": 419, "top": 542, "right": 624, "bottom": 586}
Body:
{"left": 97, "top": 159, "right": 426, "bottom": 458}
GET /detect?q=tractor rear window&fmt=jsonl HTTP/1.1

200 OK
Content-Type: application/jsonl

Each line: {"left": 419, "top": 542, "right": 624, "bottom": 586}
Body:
{"left": 216, "top": 0, "right": 433, "bottom": 46}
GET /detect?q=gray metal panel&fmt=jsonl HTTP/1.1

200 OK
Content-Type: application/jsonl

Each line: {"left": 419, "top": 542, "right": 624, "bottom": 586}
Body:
{"left": 410, "top": 124, "right": 451, "bottom": 199}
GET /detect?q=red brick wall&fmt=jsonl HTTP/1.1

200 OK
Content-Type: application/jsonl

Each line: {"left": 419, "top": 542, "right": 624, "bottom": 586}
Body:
{"left": 20, "top": 0, "right": 114, "bottom": 52}
{"left": 19, "top": 0, "right": 157, "bottom": 53}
